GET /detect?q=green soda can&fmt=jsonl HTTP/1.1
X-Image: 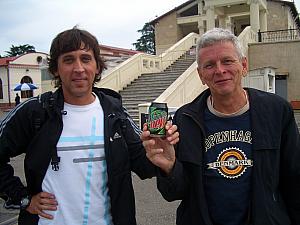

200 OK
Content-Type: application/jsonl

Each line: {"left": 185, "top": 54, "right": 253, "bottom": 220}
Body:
{"left": 148, "top": 102, "right": 168, "bottom": 137}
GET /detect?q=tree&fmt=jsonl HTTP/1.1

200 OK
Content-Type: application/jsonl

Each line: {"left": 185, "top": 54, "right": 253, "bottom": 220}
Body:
{"left": 5, "top": 44, "right": 36, "bottom": 57}
{"left": 133, "top": 23, "right": 155, "bottom": 55}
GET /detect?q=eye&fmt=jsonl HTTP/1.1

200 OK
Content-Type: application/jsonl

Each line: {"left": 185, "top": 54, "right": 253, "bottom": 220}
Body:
{"left": 63, "top": 57, "right": 73, "bottom": 64}
{"left": 222, "top": 59, "right": 235, "bottom": 65}
{"left": 203, "top": 63, "right": 213, "bottom": 69}
{"left": 81, "top": 55, "right": 92, "bottom": 63}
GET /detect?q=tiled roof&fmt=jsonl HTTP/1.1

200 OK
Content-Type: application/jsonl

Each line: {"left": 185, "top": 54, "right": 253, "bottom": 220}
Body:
{"left": 0, "top": 56, "right": 18, "bottom": 66}
{"left": 99, "top": 44, "right": 141, "bottom": 56}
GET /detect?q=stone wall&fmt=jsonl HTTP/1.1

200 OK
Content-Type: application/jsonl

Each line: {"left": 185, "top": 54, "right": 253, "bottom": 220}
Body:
{"left": 267, "top": 1, "right": 289, "bottom": 30}
{"left": 248, "top": 40, "right": 300, "bottom": 102}
{"left": 154, "top": 12, "right": 183, "bottom": 55}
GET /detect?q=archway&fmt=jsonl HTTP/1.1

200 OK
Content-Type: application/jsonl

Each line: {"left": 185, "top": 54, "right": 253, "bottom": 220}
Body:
{"left": 20, "top": 76, "right": 34, "bottom": 98}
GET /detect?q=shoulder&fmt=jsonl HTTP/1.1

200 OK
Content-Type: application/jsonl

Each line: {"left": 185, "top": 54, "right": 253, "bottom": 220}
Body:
{"left": 92, "top": 87, "right": 124, "bottom": 113}
{"left": 247, "top": 88, "right": 294, "bottom": 121}
{"left": 93, "top": 87, "right": 121, "bottom": 103}
{"left": 248, "top": 88, "right": 291, "bottom": 109}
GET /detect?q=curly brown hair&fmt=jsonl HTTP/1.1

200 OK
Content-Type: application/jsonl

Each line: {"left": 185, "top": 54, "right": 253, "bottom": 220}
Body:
{"left": 48, "top": 27, "right": 106, "bottom": 88}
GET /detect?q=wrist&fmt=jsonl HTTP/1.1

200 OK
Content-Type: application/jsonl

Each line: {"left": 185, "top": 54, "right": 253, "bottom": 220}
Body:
{"left": 20, "top": 195, "right": 31, "bottom": 210}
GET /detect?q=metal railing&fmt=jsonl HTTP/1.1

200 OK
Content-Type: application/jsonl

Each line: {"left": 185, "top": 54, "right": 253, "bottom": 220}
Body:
{"left": 258, "top": 29, "right": 300, "bottom": 42}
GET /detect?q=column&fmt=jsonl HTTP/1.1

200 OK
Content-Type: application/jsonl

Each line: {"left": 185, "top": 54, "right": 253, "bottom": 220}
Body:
{"left": 225, "top": 16, "right": 232, "bottom": 31}
{"left": 198, "top": 20, "right": 205, "bottom": 35}
{"left": 197, "top": 0, "right": 205, "bottom": 35}
{"left": 218, "top": 15, "right": 226, "bottom": 29}
{"left": 259, "top": 9, "right": 267, "bottom": 32}
{"left": 250, "top": 0, "right": 260, "bottom": 32}
{"left": 206, "top": 6, "right": 215, "bottom": 31}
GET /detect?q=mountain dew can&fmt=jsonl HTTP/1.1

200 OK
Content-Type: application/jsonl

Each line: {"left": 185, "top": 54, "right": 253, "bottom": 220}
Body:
{"left": 148, "top": 102, "right": 168, "bottom": 137}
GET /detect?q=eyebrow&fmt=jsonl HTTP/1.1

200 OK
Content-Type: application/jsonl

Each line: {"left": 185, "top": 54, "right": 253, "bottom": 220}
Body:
{"left": 60, "top": 52, "right": 93, "bottom": 59}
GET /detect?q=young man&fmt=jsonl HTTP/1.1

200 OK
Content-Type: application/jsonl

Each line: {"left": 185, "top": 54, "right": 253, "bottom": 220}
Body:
{"left": 0, "top": 27, "right": 178, "bottom": 225}
{"left": 142, "top": 28, "right": 300, "bottom": 225}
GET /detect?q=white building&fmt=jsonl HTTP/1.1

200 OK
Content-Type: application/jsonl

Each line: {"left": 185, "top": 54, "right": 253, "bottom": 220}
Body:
{"left": 0, "top": 52, "right": 48, "bottom": 108}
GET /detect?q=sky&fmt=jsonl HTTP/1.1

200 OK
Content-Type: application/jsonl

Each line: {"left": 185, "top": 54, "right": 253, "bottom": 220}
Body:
{"left": 0, "top": 0, "right": 299, "bottom": 56}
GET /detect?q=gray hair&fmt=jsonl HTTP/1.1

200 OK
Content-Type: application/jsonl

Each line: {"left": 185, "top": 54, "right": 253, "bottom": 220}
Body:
{"left": 196, "top": 28, "right": 245, "bottom": 66}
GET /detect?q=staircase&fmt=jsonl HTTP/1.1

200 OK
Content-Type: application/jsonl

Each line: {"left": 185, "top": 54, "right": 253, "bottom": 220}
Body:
{"left": 120, "top": 49, "right": 196, "bottom": 125}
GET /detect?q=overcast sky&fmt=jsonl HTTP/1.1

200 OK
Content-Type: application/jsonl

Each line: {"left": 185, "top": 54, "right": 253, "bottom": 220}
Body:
{"left": 0, "top": 0, "right": 299, "bottom": 56}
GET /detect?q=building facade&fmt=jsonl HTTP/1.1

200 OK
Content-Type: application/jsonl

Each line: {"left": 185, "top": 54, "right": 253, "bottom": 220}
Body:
{"left": 0, "top": 52, "right": 48, "bottom": 108}
{"left": 151, "top": 0, "right": 300, "bottom": 55}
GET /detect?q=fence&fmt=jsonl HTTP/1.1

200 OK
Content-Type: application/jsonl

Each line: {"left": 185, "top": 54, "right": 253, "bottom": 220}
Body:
{"left": 258, "top": 29, "right": 300, "bottom": 42}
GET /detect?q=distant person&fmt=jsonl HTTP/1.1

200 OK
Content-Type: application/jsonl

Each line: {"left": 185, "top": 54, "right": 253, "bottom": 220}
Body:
{"left": 142, "top": 28, "right": 300, "bottom": 225}
{"left": 0, "top": 27, "right": 179, "bottom": 225}
{"left": 15, "top": 93, "right": 20, "bottom": 106}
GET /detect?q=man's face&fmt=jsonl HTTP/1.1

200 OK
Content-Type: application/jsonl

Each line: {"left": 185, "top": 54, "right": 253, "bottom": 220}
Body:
{"left": 197, "top": 41, "right": 247, "bottom": 97}
{"left": 55, "top": 47, "right": 99, "bottom": 105}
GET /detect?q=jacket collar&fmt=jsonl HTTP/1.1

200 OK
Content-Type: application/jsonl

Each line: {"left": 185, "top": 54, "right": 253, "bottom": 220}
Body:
{"left": 180, "top": 88, "right": 210, "bottom": 124}
{"left": 52, "top": 87, "right": 123, "bottom": 116}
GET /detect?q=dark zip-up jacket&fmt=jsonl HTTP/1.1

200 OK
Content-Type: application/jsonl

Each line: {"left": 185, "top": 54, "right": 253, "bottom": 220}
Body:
{"left": 0, "top": 87, "right": 156, "bottom": 225}
{"left": 158, "top": 88, "right": 300, "bottom": 225}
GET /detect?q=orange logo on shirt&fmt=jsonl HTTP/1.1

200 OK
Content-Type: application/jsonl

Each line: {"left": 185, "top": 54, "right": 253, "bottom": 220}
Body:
{"left": 207, "top": 147, "right": 253, "bottom": 179}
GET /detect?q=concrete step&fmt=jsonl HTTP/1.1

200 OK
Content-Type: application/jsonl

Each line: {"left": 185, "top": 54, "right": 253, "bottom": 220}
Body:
{"left": 127, "top": 79, "right": 176, "bottom": 85}
{"left": 120, "top": 89, "right": 166, "bottom": 94}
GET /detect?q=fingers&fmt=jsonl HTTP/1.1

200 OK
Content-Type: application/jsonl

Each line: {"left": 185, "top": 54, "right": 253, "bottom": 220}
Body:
{"left": 27, "top": 192, "right": 58, "bottom": 220}
{"left": 165, "top": 123, "right": 179, "bottom": 145}
{"left": 140, "top": 123, "right": 150, "bottom": 141}
{"left": 38, "top": 210, "right": 54, "bottom": 220}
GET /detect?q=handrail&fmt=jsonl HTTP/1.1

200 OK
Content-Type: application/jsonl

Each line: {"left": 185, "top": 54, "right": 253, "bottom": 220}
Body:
{"left": 97, "top": 33, "right": 199, "bottom": 91}
{"left": 258, "top": 29, "right": 300, "bottom": 42}
{"left": 237, "top": 26, "right": 257, "bottom": 56}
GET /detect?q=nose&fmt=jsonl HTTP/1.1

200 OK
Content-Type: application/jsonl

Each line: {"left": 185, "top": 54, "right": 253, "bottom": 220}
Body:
{"left": 73, "top": 59, "right": 84, "bottom": 73}
{"left": 215, "top": 61, "right": 226, "bottom": 74}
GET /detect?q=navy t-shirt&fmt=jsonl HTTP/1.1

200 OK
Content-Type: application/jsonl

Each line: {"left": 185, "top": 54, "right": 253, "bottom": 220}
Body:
{"left": 203, "top": 108, "right": 253, "bottom": 225}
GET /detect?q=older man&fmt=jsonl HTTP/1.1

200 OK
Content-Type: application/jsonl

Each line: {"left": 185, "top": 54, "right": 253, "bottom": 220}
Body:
{"left": 142, "top": 28, "right": 300, "bottom": 225}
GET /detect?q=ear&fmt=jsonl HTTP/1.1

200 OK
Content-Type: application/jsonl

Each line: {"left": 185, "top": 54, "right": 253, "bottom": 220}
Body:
{"left": 197, "top": 67, "right": 206, "bottom": 85}
{"left": 241, "top": 57, "right": 248, "bottom": 76}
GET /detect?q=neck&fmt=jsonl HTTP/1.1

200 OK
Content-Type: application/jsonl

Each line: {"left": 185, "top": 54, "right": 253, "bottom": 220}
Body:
{"left": 211, "top": 89, "right": 248, "bottom": 114}
{"left": 64, "top": 93, "right": 95, "bottom": 106}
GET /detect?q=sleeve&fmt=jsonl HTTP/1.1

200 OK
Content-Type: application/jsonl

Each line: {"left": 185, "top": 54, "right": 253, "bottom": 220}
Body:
{"left": 0, "top": 103, "right": 33, "bottom": 204}
{"left": 156, "top": 110, "right": 190, "bottom": 201}
{"left": 157, "top": 159, "right": 190, "bottom": 201}
{"left": 280, "top": 105, "right": 300, "bottom": 224}
{"left": 122, "top": 108, "right": 157, "bottom": 179}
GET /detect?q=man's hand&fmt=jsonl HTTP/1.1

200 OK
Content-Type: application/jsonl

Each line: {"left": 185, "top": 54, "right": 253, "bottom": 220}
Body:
{"left": 26, "top": 192, "right": 58, "bottom": 219}
{"left": 141, "top": 121, "right": 179, "bottom": 175}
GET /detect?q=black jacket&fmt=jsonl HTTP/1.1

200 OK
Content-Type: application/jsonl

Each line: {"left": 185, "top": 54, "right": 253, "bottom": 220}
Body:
{"left": 158, "top": 88, "right": 300, "bottom": 225}
{"left": 0, "top": 87, "right": 156, "bottom": 225}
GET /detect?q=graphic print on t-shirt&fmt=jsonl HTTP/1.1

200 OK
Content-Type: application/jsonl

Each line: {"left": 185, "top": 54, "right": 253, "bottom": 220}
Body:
{"left": 207, "top": 147, "right": 253, "bottom": 179}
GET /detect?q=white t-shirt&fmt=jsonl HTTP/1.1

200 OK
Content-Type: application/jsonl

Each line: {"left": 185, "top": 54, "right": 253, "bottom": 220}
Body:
{"left": 39, "top": 95, "right": 113, "bottom": 225}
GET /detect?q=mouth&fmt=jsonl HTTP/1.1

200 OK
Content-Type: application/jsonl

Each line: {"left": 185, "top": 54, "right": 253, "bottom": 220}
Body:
{"left": 72, "top": 78, "right": 87, "bottom": 82}
{"left": 215, "top": 78, "right": 231, "bottom": 84}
